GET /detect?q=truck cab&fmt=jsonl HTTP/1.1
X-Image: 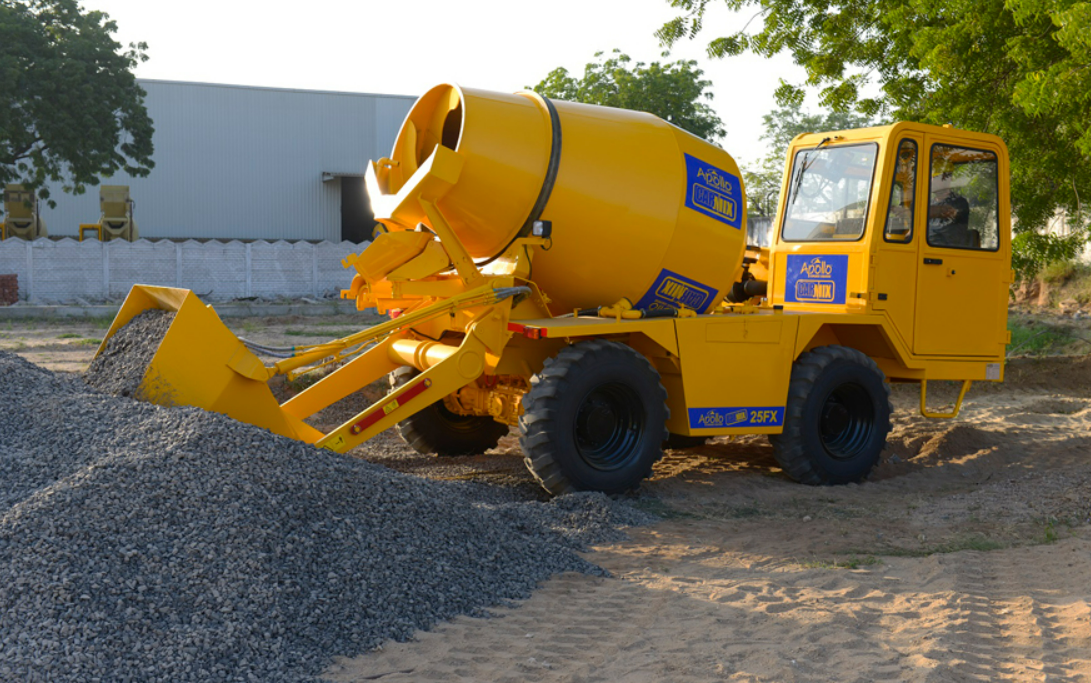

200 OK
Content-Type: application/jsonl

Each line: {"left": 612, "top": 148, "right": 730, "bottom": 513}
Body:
{"left": 768, "top": 123, "right": 1011, "bottom": 380}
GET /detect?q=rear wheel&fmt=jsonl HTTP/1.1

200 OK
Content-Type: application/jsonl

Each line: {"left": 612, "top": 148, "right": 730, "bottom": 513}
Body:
{"left": 770, "top": 345, "right": 892, "bottom": 485}
{"left": 389, "top": 366, "right": 508, "bottom": 456}
{"left": 520, "top": 340, "right": 668, "bottom": 495}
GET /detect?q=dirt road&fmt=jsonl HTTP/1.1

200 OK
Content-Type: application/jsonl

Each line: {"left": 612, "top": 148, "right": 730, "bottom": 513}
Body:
{"left": 8, "top": 316, "right": 1091, "bottom": 681}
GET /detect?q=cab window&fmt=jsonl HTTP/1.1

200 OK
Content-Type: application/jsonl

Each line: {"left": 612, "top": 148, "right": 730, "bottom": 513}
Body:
{"left": 883, "top": 139, "right": 917, "bottom": 243}
{"left": 927, "top": 144, "right": 999, "bottom": 250}
{"left": 781, "top": 142, "right": 878, "bottom": 242}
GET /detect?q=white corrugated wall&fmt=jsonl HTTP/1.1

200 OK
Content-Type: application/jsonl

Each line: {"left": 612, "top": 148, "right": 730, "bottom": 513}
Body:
{"left": 39, "top": 80, "right": 415, "bottom": 242}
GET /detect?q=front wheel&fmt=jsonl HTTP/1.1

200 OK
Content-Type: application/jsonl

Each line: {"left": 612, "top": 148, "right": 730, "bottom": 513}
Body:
{"left": 389, "top": 367, "right": 508, "bottom": 456}
{"left": 519, "top": 340, "right": 668, "bottom": 495}
{"left": 770, "top": 345, "right": 892, "bottom": 485}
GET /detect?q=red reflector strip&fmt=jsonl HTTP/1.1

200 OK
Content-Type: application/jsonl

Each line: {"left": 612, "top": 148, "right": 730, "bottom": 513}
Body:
{"left": 506, "top": 322, "right": 546, "bottom": 340}
{"left": 349, "top": 377, "right": 432, "bottom": 435}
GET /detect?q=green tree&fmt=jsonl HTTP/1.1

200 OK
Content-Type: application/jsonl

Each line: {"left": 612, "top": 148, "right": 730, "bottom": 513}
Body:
{"left": 0, "top": 0, "right": 153, "bottom": 206}
{"left": 656, "top": 0, "right": 1091, "bottom": 260}
{"left": 744, "top": 104, "right": 874, "bottom": 216}
{"left": 531, "top": 49, "right": 726, "bottom": 141}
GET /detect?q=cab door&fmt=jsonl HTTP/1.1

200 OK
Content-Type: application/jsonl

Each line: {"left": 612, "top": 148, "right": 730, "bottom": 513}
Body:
{"left": 912, "top": 135, "right": 1010, "bottom": 357}
{"left": 871, "top": 134, "right": 923, "bottom": 348}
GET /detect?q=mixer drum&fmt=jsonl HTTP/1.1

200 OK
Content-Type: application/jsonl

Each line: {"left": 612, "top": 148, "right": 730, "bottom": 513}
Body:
{"left": 380, "top": 84, "right": 749, "bottom": 314}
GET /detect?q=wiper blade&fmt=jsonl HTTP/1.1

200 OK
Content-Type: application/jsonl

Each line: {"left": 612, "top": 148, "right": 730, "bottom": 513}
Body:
{"left": 789, "top": 137, "right": 832, "bottom": 207}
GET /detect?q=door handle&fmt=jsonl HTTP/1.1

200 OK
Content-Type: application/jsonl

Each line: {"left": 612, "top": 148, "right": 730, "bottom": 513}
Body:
{"left": 923, "top": 258, "right": 943, "bottom": 265}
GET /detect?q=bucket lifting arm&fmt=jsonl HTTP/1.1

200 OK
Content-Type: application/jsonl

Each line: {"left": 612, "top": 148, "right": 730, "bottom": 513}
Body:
{"left": 313, "top": 316, "right": 500, "bottom": 452}
{"left": 100, "top": 283, "right": 526, "bottom": 447}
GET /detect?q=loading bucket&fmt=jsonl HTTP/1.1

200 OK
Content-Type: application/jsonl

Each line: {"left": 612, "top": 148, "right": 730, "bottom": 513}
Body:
{"left": 96, "top": 285, "right": 323, "bottom": 443}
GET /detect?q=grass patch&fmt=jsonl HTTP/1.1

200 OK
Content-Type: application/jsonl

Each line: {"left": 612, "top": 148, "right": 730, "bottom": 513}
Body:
{"left": 76, "top": 338, "right": 102, "bottom": 346}
{"left": 1040, "top": 259, "right": 1081, "bottom": 285}
{"left": 1007, "top": 317, "right": 1080, "bottom": 357}
{"left": 801, "top": 555, "right": 881, "bottom": 570}
{"left": 1043, "top": 516, "right": 1060, "bottom": 544}
{"left": 942, "top": 535, "right": 1008, "bottom": 553}
{"left": 57, "top": 333, "right": 82, "bottom": 339}
{"left": 877, "top": 534, "right": 1009, "bottom": 558}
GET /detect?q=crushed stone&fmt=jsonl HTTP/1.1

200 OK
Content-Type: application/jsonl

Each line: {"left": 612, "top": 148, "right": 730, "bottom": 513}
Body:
{"left": 83, "top": 309, "right": 175, "bottom": 398}
{"left": 0, "top": 346, "right": 655, "bottom": 682}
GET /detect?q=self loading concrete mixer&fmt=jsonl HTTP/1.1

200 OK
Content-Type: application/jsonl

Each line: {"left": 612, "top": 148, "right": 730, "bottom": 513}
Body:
{"left": 96, "top": 185, "right": 139, "bottom": 241}
{"left": 80, "top": 186, "right": 139, "bottom": 242}
{"left": 2, "top": 185, "right": 47, "bottom": 240}
{"left": 97, "top": 85, "right": 1013, "bottom": 494}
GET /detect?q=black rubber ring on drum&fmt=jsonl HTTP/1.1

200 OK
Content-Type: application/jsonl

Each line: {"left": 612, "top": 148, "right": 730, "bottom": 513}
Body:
{"left": 475, "top": 93, "right": 562, "bottom": 267}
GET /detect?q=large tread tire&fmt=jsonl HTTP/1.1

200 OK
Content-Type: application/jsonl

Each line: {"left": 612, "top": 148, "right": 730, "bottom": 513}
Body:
{"left": 389, "top": 366, "right": 508, "bottom": 457}
{"left": 770, "top": 345, "right": 893, "bottom": 485}
{"left": 519, "top": 340, "right": 669, "bottom": 495}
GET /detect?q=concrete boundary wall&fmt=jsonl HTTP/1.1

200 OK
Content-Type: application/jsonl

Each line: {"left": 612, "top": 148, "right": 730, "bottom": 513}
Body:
{"left": 0, "top": 239, "right": 368, "bottom": 303}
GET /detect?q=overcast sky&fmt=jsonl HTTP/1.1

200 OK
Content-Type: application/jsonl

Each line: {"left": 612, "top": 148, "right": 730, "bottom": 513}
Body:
{"left": 86, "top": 0, "right": 808, "bottom": 165}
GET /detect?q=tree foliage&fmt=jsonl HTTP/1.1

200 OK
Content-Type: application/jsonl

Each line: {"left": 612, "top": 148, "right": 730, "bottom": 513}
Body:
{"left": 744, "top": 104, "right": 874, "bottom": 216}
{"left": 1011, "top": 231, "right": 1086, "bottom": 277}
{"left": 0, "top": 0, "right": 153, "bottom": 206}
{"left": 657, "top": 0, "right": 1091, "bottom": 241}
{"left": 531, "top": 49, "right": 726, "bottom": 142}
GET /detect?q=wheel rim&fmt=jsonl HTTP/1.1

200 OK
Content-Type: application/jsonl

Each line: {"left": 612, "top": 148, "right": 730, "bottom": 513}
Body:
{"left": 818, "top": 382, "right": 875, "bottom": 460}
{"left": 572, "top": 382, "right": 645, "bottom": 471}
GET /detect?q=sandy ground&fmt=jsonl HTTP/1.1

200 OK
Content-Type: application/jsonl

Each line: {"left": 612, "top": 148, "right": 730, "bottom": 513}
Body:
{"left": 10, "top": 315, "right": 1091, "bottom": 682}
{"left": 329, "top": 360, "right": 1091, "bottom": 683}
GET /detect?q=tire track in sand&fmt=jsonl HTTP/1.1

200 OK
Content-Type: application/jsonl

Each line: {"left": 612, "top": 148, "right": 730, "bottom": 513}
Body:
{"left": 933, "top": 542, "right": 1091, "bottom": 682}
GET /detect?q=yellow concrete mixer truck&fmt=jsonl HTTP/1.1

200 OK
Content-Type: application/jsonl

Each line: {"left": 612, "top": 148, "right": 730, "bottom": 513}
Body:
{"left": 96, "top": 84, "right": 1012, "bottom": 494}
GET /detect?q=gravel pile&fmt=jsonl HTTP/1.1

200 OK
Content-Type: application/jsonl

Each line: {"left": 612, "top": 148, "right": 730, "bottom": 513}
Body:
{"left": 0, "top": 349, "right": 654, "bottom": 682}
{"left": 84, "top": 309, "right": 175, "bottom": 398}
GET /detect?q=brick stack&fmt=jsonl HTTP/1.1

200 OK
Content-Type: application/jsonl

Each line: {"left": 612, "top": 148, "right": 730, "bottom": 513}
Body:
{"left": 0, "top": 274, "right": 18, "bottom": 306}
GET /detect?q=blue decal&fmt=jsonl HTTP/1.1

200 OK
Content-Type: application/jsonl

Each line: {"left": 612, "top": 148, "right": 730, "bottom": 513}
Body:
{"left": 784, "top": 254, "right": 848, "bottom": 305}
{"left": 635, "top": 268, "right": 716, "bottom": 313}
{"left": 688, "top": 407, "right": 785, "bottom": 429}
{"left": 683, "top": 153, "right": 743, "bottom": 229}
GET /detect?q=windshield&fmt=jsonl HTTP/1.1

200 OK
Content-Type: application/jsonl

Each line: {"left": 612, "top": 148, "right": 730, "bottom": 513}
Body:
{"left": 781, "top": 142, "right": 879, "bottom": 241}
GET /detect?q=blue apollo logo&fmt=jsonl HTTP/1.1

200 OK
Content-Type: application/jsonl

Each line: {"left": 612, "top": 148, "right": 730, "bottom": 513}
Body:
{"left": 785, "top": 254, "right": 849, "bottom": 305}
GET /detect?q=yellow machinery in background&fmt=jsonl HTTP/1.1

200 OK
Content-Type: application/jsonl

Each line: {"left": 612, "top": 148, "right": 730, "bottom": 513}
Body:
{"left": 81, "top": 185, "right": 139, "bottom": 242}
{"left": 2, "top": 185, "right": 47, "bottom": 240}
{"left": 96, "top": 84, "right": 1012, "bottom": 494}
